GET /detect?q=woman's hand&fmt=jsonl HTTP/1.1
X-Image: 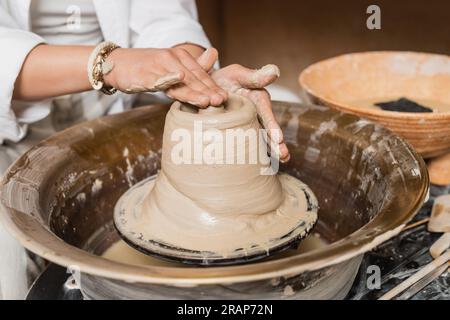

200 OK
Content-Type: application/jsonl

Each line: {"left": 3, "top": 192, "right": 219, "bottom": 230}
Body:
{"left": 101, "top": 46, "right": 290, "bottom": 161}
{"left": 198, "top": 62, "right": 290, "bottom": 162}
{"left": 104, "top": 47, "right": 227, "bottom": 107}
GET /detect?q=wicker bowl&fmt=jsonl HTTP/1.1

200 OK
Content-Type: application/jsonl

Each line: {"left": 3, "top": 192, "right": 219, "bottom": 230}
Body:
{"left": 299, "top": 51, "right": 450, "bottom": 158}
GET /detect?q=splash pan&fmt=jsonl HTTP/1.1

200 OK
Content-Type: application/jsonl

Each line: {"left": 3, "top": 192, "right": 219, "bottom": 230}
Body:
{"left": 0, "top": 101, "right": 429, "bottom": 299}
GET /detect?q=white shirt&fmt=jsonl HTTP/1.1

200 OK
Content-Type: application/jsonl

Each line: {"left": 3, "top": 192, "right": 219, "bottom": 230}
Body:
{"left": 0, "top": 0, "right": 211, "bottom": 300}
{"left": 0, "top": 0, "right": 211, "bottom": 143}
{"left": 30, "top": 0, "right": 116, "bottom": 129}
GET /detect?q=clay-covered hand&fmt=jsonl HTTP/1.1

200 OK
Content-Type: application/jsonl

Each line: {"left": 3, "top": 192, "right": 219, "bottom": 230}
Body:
{"left": 198, "top": 62, "right": 289, "bottom": 162}
{"left": 103, "top": 47, "right": 227, "bottom": 107}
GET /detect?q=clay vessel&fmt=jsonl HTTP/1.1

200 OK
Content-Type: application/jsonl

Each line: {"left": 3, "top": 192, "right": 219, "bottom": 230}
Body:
{"left": 114, "top": 94, "right": 318, "bottom": 265}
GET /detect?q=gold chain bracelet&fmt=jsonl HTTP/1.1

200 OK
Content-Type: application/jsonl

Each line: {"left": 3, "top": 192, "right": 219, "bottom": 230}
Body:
{"left": 87, "top": 41, "right": 121, "bottom": 95}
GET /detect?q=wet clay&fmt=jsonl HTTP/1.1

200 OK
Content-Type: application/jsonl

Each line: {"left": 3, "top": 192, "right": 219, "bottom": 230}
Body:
{"left": 114, "top": 94, "right": 318, "bottom": 258}
{"left": 102, "top": 233, "right": 327, "bottom": 267}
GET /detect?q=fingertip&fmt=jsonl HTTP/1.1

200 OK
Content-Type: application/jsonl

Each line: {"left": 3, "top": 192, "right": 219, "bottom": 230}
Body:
{"left": 197, "top": 47, "right": 219, "bottom": 72}
{"left": 197, "top": 95, "right": 210, "bottom": 108}
{"left": 252, "top": 64, "right": 280, "bottom": 87}
{"left": 279, "top": 144, "right": 290, "bottom": 163}
{"left": 208, "top": 47, "right": 219, "bottom": 58}
{"left": 210, "top": 94, "right": 224, "bottom": 106}
{"left": 205, "top": 47, "right": 218, "bottom": 62}
{"left": 263, "top": 64, "right": 280, "bottom": 78}
{"left": 280, "top": 154, "right": 290, "bottom": 163}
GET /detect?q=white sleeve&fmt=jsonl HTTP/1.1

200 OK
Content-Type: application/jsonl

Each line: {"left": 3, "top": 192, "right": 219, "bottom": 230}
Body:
{"left": 0, "top": 6, "right": 47, "bottom": 143}
{"left": 129, "top": 0, "right": 211, "bottom": 49}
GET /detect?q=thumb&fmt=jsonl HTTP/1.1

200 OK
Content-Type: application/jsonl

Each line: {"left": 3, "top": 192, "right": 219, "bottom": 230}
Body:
{"left": 197, "top": 48, "right": 218, "bottom": 72}
{"left": 230, "top": 64, "right": 280, "bottom": 89}
{"left": 245, "top": 64, "right": 280, "bottom": 88}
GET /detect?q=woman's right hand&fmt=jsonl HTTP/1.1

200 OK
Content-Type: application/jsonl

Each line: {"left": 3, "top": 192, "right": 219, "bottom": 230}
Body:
{"left": 104, "top": 47, "right": 227, "bottom": 107}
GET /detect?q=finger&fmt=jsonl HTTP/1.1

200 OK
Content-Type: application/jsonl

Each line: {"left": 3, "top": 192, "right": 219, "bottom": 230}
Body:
{"left": 173, "top": 48, "right": 226, "bottom": 104}
{"left": 166, "top": 84, "right": 210, "bottom": 108}
{"left": 188, "top": 66, "right": 227, "bottom": 104}
{"left": 197, "top": 48, "right": 218, "bottom": 73}
{"left": 262, "top": 124, "right": 290, "bottom": 163}
{"left": 229, "top": 64, "right": 280, "bottom": 89}
{"left": 173, "top": 48, "right": 225, "bottom": 97}
{"left": 265, "top": 139, "right": 290, "bottom": 163}
{"left": 123, "top": 71, "right": 184, "bottom": 93}
{"left": 279, "top": 144, "right": 290, "bottom": 163}
{"left": 263, "top": 128, "right": 290, "bottom": 163}
{"left": 159, "top": 50, "right": 214, "bottom": 105}
{"left": 239, "top": 88, "right": 290, "bottom": 161}
{"left": 148, "top": 72, "right": 184, "bottom": 91}
{"left": 246, "top": 89, "right": 283, "bottom": 143}
{"left": 191, "top": 66, "right": 228, "bottom": 102}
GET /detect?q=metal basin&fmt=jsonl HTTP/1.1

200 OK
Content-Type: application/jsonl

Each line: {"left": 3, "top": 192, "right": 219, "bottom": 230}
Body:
{"left": 0, "top": 101, "right": 429, "bottom": 299}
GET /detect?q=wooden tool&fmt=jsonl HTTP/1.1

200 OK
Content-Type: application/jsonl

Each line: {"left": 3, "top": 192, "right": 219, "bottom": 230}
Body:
{"left": 379, "top": 197, "right": 450, "bottom": 300}
{"left": 428, "top": 194, "right": 450, "bottom": 233}
{"left": 430, "top": 233, "right": 450, "bottom": 259}
{"left": 428, "top": 152, "right": 450, "bottom": 186}
{"left": 379, "top": 251, "right": 450, "bottom": 300}
{"left": 428, "top": 196, "right": 450, "bottom": 258}
{"left": 395, "top": 262, "right": 449, "bottom": 300}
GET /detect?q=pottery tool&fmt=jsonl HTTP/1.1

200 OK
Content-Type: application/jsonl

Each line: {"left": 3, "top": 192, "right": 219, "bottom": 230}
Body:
{"left": 428, "top": 195, "right": 450, "bottom": 258}
{"left": 428, "top": 194, "right": 450, "bottom": 233}
{"left": 395, "top": 262, "right": 449, "bottom": 300}
{"left": 428, "top": 152, "right": 450, "bottom": 186}
{"left": 402, "top": 217, "right": 429, "bottom": 232}
{"left": 378, "top": 195, "right": 450, "bottom": 300}
{"left": 430, "top": 233, "right": 450, "bottom": 259}
{"left": 378, "top": 251, "right": 450, "bottom": 300}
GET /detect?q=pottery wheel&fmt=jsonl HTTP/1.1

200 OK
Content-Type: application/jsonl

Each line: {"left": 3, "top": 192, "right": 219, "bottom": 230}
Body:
{"left": 114, "top": 94, "right": 318, "bottom": 266}
{"left": 114, "top": 174, "right": 318, "bottom": 265}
